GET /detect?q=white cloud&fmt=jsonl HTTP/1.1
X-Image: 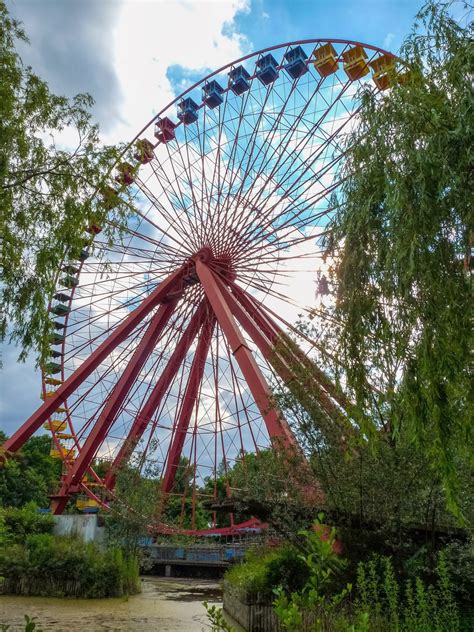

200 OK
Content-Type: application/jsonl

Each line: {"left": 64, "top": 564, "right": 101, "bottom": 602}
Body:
{"left": 107, "top": 0, "right": 250, "bottom": 143}
{"left": 383, "top": 32, "right": 395, "bottom": 50}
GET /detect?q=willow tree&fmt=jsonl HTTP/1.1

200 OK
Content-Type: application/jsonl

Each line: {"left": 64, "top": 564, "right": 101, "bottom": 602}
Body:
{"left": 323, "top": 1, "right": 472, "bottom": 510}
{"left": 0, "top": 1, "right": 131, "bottom": 362}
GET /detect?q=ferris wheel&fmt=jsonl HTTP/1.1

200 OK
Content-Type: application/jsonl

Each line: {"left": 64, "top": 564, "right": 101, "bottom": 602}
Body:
{"left": 4, "top": 39, "right": 403, "bottom": 533}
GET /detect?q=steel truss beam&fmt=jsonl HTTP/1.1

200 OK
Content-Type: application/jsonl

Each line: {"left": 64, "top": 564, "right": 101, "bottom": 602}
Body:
{"left": 196, "top": 259, "right": 296, "bottom": 449}
{"left": 3, "top": 267, "right": 186, "bottom": 455}
{"left": 229, "top": 281, "right": 352, "bottom": 419}
{"left": 161, "top": 314, "right": 216, "bottom": 494}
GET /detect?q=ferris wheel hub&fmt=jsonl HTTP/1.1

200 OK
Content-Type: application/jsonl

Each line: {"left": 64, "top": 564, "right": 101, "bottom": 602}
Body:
{"left": 190, "top": 248, "right": 237, "bottom": 282}
{"left": 192, "top": 247, "right": 213, "bottom": 263}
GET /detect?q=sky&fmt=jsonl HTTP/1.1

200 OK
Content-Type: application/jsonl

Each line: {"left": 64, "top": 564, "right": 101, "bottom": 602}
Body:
{"left": 1, "top": 0, "right": 422, "bottom": 439}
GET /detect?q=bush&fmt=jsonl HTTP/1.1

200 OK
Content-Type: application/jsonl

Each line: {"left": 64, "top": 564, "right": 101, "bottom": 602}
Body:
{"left": 0, "top": 533, "right": 140, "bottom": 598}
{"left": 225, "top": 544, "right": 311, "bottom": 597}
{"left": 224, "top": 547, "right": 280, "bottom": 595}
{"left": 1, "top": 504, "right": 54, "bottom": 542}
{"left": 266, "top": 545, "right": 310, "bottom": 595}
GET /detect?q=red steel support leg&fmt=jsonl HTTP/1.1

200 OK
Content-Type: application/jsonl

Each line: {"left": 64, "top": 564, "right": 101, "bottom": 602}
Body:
{"left": 2, "top": 267, "right": 186, "bottom": 454}
{"left": 161, "top": 315, "right": 216, "bottom": 494}
{"left": 230, "top": 282, "right": 351, "bottom": 413}
{"left": 209, "top": 272, "right": 293, "bottom": 379}
{"left": 220, "top": 281, "right": 348, "bottom": 424}
{"left": 51, "top": 299, "right": 179, "bottom": 513}
{"left": 104, "top": 299, "right": 209, "bottom": 489}
{"left": 196, "top": 259, "right": 296, "bottom": 449}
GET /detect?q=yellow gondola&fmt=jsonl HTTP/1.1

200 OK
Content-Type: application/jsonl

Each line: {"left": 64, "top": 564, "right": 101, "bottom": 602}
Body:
{"left": 369, "top": 54, "right": 396, "bottom": 90}
{"left": 55, "top": 432, "right": 74, "bottom": 440}
{"left": 342, "top": 45, "right": 369, "bottom": 81}
{"left": 40, "top": 390, "right": 57, "bottom": 400}
{"left": 312, "top": 42, "right": 338, "bottom": 78}
{"left": 43, "top": 420, "right": 67, "bottom": 432}
{"left": 45, "top": 377, "right": 62, "bottom": 387}
{"left": 76, "top": 498, "right": 100, "bottom": 511}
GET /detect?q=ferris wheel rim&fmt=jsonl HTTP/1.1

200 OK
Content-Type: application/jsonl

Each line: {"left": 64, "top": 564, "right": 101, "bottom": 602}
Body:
{"left": 122, "top": 37, "right": 399, "bottom": 159}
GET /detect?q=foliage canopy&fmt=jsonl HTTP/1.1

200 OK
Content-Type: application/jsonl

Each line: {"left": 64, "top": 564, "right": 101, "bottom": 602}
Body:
{"left": 321, "top": 0, "right": 473, "bottom": 508}
{"left": 0, "top": 1, "right": 131, "bottom": 362}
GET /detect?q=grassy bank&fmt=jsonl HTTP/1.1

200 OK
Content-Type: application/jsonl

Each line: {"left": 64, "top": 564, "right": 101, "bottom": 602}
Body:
{"left": 0, "top": 505, "right": 140, "bottom": 598}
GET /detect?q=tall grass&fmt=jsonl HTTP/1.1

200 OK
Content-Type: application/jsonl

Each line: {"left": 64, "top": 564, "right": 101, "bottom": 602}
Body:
{"left": 0, "top": 533, "right": 140, "bottom": 598}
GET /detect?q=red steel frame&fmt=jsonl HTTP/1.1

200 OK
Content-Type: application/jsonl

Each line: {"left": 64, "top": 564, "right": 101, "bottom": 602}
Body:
{"left": 0, "top": 38, "right": 399, "bottom": 527}
{"left": 196, "top": 258, "right": 297, "bottom": 450}
{"left": 104, "top": 299, "right": 209, "bottom": 489}
{"left": 1, "top": 255, "right": 343, "bottom": 517}
{"left": 161, "top": 314, "right": 216, "bottom": 494}
{"left": 50, "top": 299, "right": 179, "bottom": 513}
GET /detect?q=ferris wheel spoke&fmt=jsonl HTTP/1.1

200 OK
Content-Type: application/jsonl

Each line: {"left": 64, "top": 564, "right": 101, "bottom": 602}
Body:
{"left": 128, "top": 180, "right": 197, "bottom": 255}
{"left": 63, "top": 283, "right": 160, "bottom": 359}
{"left": 219, "top": 72, "right": 326, "bottom": 253}
{"left": 228, "top": 74, "right": 355, "bottom": 244}
{"left": 63, "top": 271, "right": 177, "bottom": 349}
{"left": 213, "top": 336, "right": 234, "bottom": 523}
{"left": 235, "top": 175, "right": 346, "bottom": 264}
{"left": 148, "top": 151, "right": 204, "bottom": 251}
{"left": 220, "top": 76, "right": 331, "bottom": 250}
{"left": 182, "top": 122, "right": 211, "bottom": 250}
{"left": 191, "top": 115, "right": 213, "bottom": 252}
{"left": 209, "top": 95, "right": 256, "bottom": 246}
{"left": 162, "top": 128, "right": 207, "bottom": 248}
{"left": 224, "top": 337, "right": 260, "bottom": 456}
{"left": 228, "top": 99, "right": 357, "bottom": 258}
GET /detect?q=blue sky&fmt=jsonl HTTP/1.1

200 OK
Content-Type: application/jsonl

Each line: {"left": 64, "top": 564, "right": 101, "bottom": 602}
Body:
{"left": 1, "top": 0, "right": 422, "bottom": 439}
{"left": 235, "top": 0, "right": 417, "bottom": 53}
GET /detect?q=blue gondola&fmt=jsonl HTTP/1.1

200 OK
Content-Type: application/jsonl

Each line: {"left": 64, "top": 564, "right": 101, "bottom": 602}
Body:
{"left": 256, "top": 53, "right": 279, "bottom": 85}
{"left": 202, "top": 80, "right": 224, "bottom": 109}
{"left": 284, "top": 45, "right": 308, "bottom": 79}
{"left": 229, "top": 65, "right": 251, "bottom": 95}
{"left": 178, "top": 97, "right": 199, "bottom": 125}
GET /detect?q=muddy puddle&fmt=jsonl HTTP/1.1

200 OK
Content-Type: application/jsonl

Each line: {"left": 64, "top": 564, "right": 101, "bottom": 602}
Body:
{"left": 0, "top": 576, "right": 225, "bottom": 631}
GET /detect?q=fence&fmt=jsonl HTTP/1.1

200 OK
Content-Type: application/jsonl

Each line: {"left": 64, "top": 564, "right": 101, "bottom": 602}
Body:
{"left": 223, "top": 582, "right": 318, "bottom": 632}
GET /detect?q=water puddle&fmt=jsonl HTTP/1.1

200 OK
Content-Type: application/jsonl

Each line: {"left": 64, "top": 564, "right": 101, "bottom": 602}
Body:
{"left": 0, "top": 576, "right": 222, "bottom": 631}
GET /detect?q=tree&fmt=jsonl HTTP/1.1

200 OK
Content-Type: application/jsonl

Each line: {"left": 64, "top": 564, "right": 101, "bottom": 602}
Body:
{"left": 0, "top": 432, "right": 62, "bottom": 507}
{"left": 0, "top": 1, "right": 132, "bottom": 362}
{"left": 321, "top": 0, "right": 473, "bottom": 510}
{"left": 105, "top": 454, "right": 162, "bottom": 555}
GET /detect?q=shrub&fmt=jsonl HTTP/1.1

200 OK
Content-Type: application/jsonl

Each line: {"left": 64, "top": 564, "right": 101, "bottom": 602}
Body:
{"left": 0, "top": 533, "right": 140, "bottom": 598}
{"left": 266, "top": 545, "right": 310, "bottom": 595}
{"left": 225, "top": 545, "right": 310, "bottom": 597}
{"left": 1, "top": 504, "right": 54, "bottom": 542}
